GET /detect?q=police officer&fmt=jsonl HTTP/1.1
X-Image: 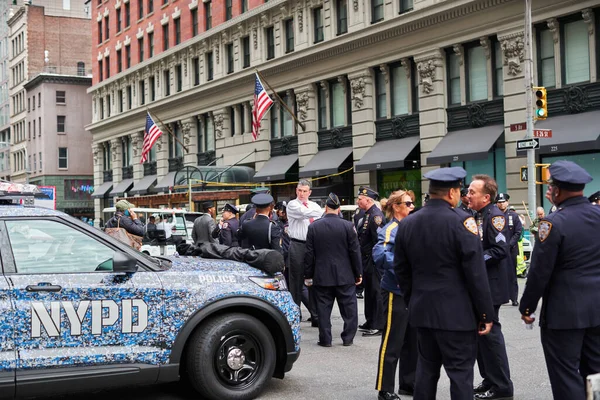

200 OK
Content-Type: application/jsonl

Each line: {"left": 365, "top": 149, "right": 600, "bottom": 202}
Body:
{"left": 211, "top": 203, "right": 239, "bottom": 247}
{"left": 496, "top": 193, "right": 522, "bottom": 307}
{"left": 275, "top": 201, "right": 290, "bottom": 259}
{"left": 588, "top": 190, "right": 600, "bottom": 205}
{"left": 356, "top": 186, "right": 386, "bottom": 337}
{"left": 240, "top": 187, "right": 278, "bottom": 225}
{"left": 353, "top": 207, "right": 366, "bottom": 299}
{"left": 467, "top": 175, "right": 514, "bottom": 400}
{"left": 394, "top": 167, "right": 494, "bottom": 400}
{"left": 238, "top": 193, "right": 282, "bottom": 252}
{"left": 459, "top": 187, "right": 474, "bottom": 216}
{"left": 520, "top": 160, "right": 600, "bottom": 400}
{"left": 304, "top": 193, "right": 362, "bottom": 347}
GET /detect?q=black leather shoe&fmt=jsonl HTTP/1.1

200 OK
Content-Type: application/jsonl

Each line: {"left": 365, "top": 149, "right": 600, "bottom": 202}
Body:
{"left": 317, "top": 341, "right": 332, "bottom": 347}
{"left": 378, "top": 391, "right": 400, "bottom": 400}
{"left": 342, "top": 340, "right": 353, "bottom": 347}
{"left": 474, "top": 383, "right": 491, "bottom": 394}
{"left": 474, "top": 390, "right": 513, "bottom": 400}
{"left": 511, "top": 300, "right": 519, "bottom": 306}
{"left": 362, "top": 329, "right": 383, "bottom": 337}
{"left": 398, "top": 384, "right": 414, "bottom": 395}
{"left": 358, "top": 323, "right": 371, "bottom": 331}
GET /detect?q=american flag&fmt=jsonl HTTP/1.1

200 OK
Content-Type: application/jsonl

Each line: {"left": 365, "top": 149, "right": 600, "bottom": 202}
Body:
{"left": 140, "top": 112, "right": 163, "bottom": 163}
{"left": 252, "top": 73, "right": 274, "bottom": 141}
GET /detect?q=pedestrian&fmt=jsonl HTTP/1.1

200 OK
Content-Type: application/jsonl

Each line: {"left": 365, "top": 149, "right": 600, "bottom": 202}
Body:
{"left": 275, "top": 201, "right": 290, "bottom": 259}
{"left": 495, "top": 193, "right": 522, "bottom": 307}
{"left": 458, "top": 187, "right": 474, "bottom": 216}
{"left": 105, "top": 200, "right": 145, "bottom": 237}
{"left": 304, "top": 193, "right": 362, "bottom": 347}
{"left": 373, "top": 189, "right": 417, "bottom": 400}
{"left": 286, "top": 179, "right": 323, "bottom": 324}
{"left": 156, "top": 211, "right": 178, "bottom": 242}
{"left": 529, "top": 206, "right": 544, "bottom": 242}
{"left": 146, "top": 215, "right": 157, "bottom": 231}
{"left": 356, "top": 186, "right": 386, "bottom": 337}
{"left": 394, "top": 167, "right": 494, "bottom": 400}
{"left": 467, "top": 175, "right": 514, "bottom": 400}
{"left": 192, "top": 201, "right": 218, "bottom": 245}
{"left": 211, "top": 203, "right": 239, "bottom": 247}
{"left": 238, "top": 193, "right": 282, "bottom": 252}
{"left": 520, "top": 160, "right": 600, "bottom": 400}
{"left": 353, "top": 206, "right": 366, "bottom": 299}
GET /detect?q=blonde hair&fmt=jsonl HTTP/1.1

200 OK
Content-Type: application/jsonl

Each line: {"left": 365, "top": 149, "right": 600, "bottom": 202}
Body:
{"left": 384, "top": 189, "right": 415, "bottom": 220}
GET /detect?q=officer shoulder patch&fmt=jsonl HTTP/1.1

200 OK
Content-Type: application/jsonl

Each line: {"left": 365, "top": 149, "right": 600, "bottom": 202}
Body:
{"left": 374, "top": 215, "right": 383, "bottom": 226}
{"left": 538, "top": 221, "right": 553, "bottom": 242}
{"left": 463, "top": 217, "right": 478, "bottom": 235}
{"left": 222, "top": 222, "right": 229, "bottom": 229}
{"left": 491, "top": 216, "right": 505, "bottom": 232}
{"left": 354, "top": 208, "right": 361, "bottom": 215}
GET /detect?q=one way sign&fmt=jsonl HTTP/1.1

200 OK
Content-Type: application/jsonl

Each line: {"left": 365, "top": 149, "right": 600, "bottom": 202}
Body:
{"left": 517, "top": 138, "right": 540, "bottom": 150}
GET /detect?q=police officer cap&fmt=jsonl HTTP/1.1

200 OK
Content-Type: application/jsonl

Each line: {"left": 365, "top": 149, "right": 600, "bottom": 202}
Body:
{"left": 251, "top": 193, "right": 274, "bottom": 208}
{"left": 588, "top": 190, "right": 600, "bottom": 203}
{"left": 274, "top": 201, "right": 287, "bottom": 210}
{"left": 326, "top": 192, "right": 341, "bottom": 209}
{"left": 460, "top": 188, "right": 469, "bottom": 197}
{"left": 496, "top": 193, "right": 510, "bottom": 203}
{"left": 548, "top": 160, "right": 593, "bottom": 191}
{"left": 357, "top": 186, "right": 379, "bottom": 200}
{"left": 424, "top": 167, "right": 467, "bottom": 189}
{"left": 251, "top": 186, "right": 271, "bottom": 195}
{"left": 222, "top": 203, "right": 239, "bottom": 214}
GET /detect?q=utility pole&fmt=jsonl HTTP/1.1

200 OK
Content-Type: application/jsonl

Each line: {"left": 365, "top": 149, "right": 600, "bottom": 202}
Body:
{"left": 524, "top": 0, "right": 536, "bottom": 219}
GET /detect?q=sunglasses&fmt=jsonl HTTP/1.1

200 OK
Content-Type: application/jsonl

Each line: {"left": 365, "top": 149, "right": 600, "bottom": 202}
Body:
{"left": 396, "top": 201, "right": 414, "bottom": 207}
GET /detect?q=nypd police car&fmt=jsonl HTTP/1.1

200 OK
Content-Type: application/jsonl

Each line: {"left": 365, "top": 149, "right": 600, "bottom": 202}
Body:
{"left": 0, "top": 182, "right": 300, "bottom": 399}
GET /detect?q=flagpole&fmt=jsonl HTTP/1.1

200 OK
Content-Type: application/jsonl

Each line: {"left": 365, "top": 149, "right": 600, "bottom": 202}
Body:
{"left": 146, "top": 107, "right": 189, "bottom": 153}
{"left": 254, "top": 69, "right": 306, "bottom": 132}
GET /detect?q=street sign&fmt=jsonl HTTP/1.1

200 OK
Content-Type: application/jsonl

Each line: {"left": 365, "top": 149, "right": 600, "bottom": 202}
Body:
{"left": 517, "top": 138, "right": 540, "bottom": 150}
{"left": 533, "top": 129, "right": 552, "bottom": 138}
{"left": 510, "top": 122, "right": 527, "bottom": 132}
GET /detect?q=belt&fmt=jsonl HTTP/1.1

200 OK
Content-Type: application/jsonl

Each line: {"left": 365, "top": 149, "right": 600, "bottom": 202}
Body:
{"left": 290, "top": 238, "right": 306, "bottom": 244}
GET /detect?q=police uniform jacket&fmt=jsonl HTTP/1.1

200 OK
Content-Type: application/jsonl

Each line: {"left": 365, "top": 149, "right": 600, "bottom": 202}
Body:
{"left": 477, "top": 203, "right": 510, "bottom": 305}
{"left": 504, "top": 208, "right": 523, "bottom": 251}
{"left": 393, "top": 199, "right": 494, "bottom": 331}
{"left": 238, "top": 214, "right": 282, "bottom": 253}
{"left": 459, "top": 202, "right": 475, "bottom": 217}
{"left": 353, "top": 208, "right": 366, "bottom": 230}
{"left": 358, "top": 204, "right": 385, "bottom": 269}
{"left": 373, "top": 218, "right": 402, "bottom": 295}
{"left": 520, "top": 196, "right": 600, "bottom": 329}
{"left": 276, "top": 219, "right": 290, "bottom": 260}
{"left": 304, "top": 214, "right": 362, "bottom": 286}
{"left": 212, "top": 218, "right": 239, "bottom": 247}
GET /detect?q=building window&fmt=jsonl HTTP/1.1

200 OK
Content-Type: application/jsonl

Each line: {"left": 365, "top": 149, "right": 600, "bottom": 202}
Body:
{"left": 447, "top": 52, "right": 460, "bottom": 105}
{"left": 242, "top": 0, "right": 248, "bottom": 13}
{"left": 226, "top": 0, "right": 232, "bottom": 20}
{"left": 207, "top": 51, "right": 214, "bottom": 81}
{"left": 138, "top": 0, "right": 144, "bottom": 19}
{"left": 162, "top": 0, "right": 167, "bottom": 4}
{"left": 98, "top": 20, "right": 102, "bottom": 43}
{"left": 205, "top": 115, "right": 215, "bottom": 151}
{"left": 56, "top": 90, "right": 66, "bottom": 104}
{"left": 399, "top": 0, "right": 413, "bottom": 13}
{"left": 99, "top": 100, "right": 104, "bottom": 119}
{"left": 126, "top": 45, "right": 131, "bottom": 68}
{"left": 138, "top": 37, "right": 144, "bottom": 62}
{"left": 104, "top": 143, "right": 111, "bottom": 171}
{"left": 375, "top": 69, "right": 387, "bottom": 119}
{"left": 192, "top": 9, "right": 198, "bottom": 36}
{"left": 106, "top": 95, "right": 111, "bottom": 117}
{"left": 205, "top": 1, "right": 212, "bottom": 30}
{"left": 193, "top": 57, "right": 200, "bottom": 85}
{"left": 148, "top": 0, "right": 153, "bottom": 14}
{"left": 174, "top": 18, "right": 181, "bottom": 45}
{"left": 242, "top": 36, "right": 250, "bottom": 68}
{"left": 494, "top": 40, "right": 503, "bottom": 97}
{"left": 169, "top": 124, "right": 184, "bottom": 158}
{"left": 33, "top": 120, "right": 36, "bottom": 138}
{"left": 271, "top": 91, "right": 295, "bottom": 139}
{"left": 226, "top": 43, "right": 234, "bottom": 73}
{"left": 28, "top": 98, "right": 30, "bottom": 112}
{"left": 337, "top": 0, "right": 348, "bottom": 35}
{"left": 148, "top": 32, "right": 154, "bottom": 57}
{"left": 77, "top": 61, "right": 85, "bottom": 76}
{"left": 149, "top": 76, "right": 155, "bottom": 101}
{"left": 58, "top": 148, "right": 68, "bottom": 169}
{"left": 139, "top": 81, "right": 145, "bottom": 105}
{"left": 115, "top": 49, "right": 121, "bottom": 72}
{"left": 105, "top": 55, "right": 111, "bottom": 78}
{"left": 118, "top": 89, "right": 123, "bottom": 112}
{"left": 330, "top": 80, "right": 346, "bottom": 127}
{"left": 125, "top": 2, "right": 130, "bottom": 27}
{"left": 285, "top": 19, "right": 294, "bottom": 53}
{"left": 28, "top": 122, "right": 30, "bottom": 140}
{"left": 537, "top": 28, "right": 555, "bottom": 87}
{"left": 39, "top": 117, "right": 42, "bottom": 137}
{"left": 412, "top": 61, "right": 419, "bottom": 112}
{"left": 117, "top": 8, "right": 122, "bottom": 31}
{"left": 467, "top": 45, "right": 488, "bottom": 102}
{"left": 127, "top": 85, "right": 132, "bottom": 109}
{"left": 314, "top": 7, "right": 324, "bottom": 43}
{"left": 122, "top": 137, "right": 132, "bottom": 166}
{"left": 57, "top": 116, "right": 66, "bottom": 133}
{"left": 163, "top": 23, "right": 169, "bottom": 50}
{"left": 39, "top": 152, "right": 42, "bottom": 171}
{"left": 266, "top": 27, "right": 275, "bottom": 60}
{"left": 371, "top": 0, "right": 384, "bottom": 23}
{"left": 391, "top": 64, "right": 409, "bottom": 116}
{"left": 563, "top": 19, "right": 590, "bottom": 85}
{"left": 99, "top": 59, "right": 103, "bottom": 81}
{"left": 176, "top": 65, "right": 182, "bottom": 92}
{"left": 163, "top": 70, "right": 170, "bottom": 96}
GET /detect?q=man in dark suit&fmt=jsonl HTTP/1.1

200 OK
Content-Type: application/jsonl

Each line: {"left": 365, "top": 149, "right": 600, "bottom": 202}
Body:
{"left": 520, "top": 160, "right": 600, "bottom": 400}
{"left": 238, "top": 193, "right": 282, "bottom": 252}
{"left": 304, "top": 193, "right": 362, "bottom": 347}
{"left": 467, "top": 175, "right": 514, "bottom": 400}
{"left": 394, "top": 167, "right": 494, "bottom": 400}
{"left": 496, "top": 193, "right": 522, "bottom": 307}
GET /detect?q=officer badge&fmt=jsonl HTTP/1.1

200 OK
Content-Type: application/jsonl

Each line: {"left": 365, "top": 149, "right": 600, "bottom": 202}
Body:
{"left": 463, "top": 217, "right": 478, "bottom": 235}
{"left": 223, "top": 222, "right": 229, "bottom": 229}
{"left": 491, "top": 216, "right": 505, "bottom": 232}
{"left": 374, "top": 216, "right": 383, "bottom": 226}
{"left": 538, "top": 221, "right": 552, "bottom": 242}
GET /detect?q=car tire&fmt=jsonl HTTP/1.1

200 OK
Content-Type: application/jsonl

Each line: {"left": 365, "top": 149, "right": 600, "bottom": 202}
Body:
{"left": 185, "top": 313, "right": 276, "bottom": 400}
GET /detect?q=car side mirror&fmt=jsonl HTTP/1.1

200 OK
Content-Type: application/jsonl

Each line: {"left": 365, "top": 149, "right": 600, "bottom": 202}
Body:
{"left": 113, "top": 251, "right": 138, "bottom": 273}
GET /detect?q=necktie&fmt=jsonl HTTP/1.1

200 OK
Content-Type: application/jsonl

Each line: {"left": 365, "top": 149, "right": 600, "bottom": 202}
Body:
{"left": 303, "top": 202, "right": 314, "bottom": 223}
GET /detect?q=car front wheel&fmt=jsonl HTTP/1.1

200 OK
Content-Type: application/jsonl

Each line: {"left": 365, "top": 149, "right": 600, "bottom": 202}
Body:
{"left": 186, "top": 313, "right": 276, "bottom": 400}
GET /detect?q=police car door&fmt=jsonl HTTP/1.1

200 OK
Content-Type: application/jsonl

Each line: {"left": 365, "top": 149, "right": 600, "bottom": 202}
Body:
{"left": 0, "top": 217, "right": 161, "bottom": 397}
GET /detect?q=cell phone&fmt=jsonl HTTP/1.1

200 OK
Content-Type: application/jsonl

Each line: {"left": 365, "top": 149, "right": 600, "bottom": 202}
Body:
{"left": 124, "top": 210, "right": 130, "bottom": 216}
{"left": 479, "top": 323, "right": 486, "bottom": 332}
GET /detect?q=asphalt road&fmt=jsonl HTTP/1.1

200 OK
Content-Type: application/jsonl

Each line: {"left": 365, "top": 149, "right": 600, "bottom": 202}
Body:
{"left": 44, "top": 279, "right": 552, "bottom": 400}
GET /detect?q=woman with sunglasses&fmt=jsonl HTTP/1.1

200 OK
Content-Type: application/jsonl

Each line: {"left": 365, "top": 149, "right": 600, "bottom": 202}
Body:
{"left": 373, "top": 190, "right": 417, "bottom": 400}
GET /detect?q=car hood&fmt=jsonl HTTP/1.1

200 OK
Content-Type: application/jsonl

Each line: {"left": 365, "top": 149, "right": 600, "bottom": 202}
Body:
{"left": 164, "top": 256, "right": 269, "bottom": 277}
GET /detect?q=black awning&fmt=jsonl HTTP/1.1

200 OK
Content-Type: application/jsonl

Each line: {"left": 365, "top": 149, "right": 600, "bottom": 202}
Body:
{"left": 129, "top": 175, "right": 157, "bottom": 196}
{"left": 354, "top": 136, "right": 420, "bottom": 172}
{"left": 427, "top": 125, "right": 504, "bottom": 165}
{"left": 153, "top": 171, "right": 177, "bottom": 193}
{"left": 252, "top": 154, "right": 298, "bottom": 182}
{"left": 91, "top": 181, "right": 113, "bottom": 199}
{"left": 299, "top": 147, "right": 353, "bottom": 178}
{"left": 109, "top": 178, "right": 134, "bottom": 197}
{"left": 533, "top": 112, "right": 600, "bottom": 155}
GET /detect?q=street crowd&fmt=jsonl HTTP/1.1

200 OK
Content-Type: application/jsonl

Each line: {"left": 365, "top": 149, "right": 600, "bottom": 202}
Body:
{"left": 105, "top": 160, "right": 600, "bottom": 400}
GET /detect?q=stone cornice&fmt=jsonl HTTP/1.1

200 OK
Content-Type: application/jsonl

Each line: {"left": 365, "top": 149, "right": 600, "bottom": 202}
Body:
{"left": 24, "top": 74, "right": 92, "bottom": 90}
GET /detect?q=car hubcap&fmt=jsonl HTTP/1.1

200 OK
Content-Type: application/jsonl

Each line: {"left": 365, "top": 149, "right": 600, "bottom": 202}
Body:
{"left": 215, "top": 333, "right": 262, "bottom": 388}
{"left": 226, "top": 347, "right": 245, "bottom": 370}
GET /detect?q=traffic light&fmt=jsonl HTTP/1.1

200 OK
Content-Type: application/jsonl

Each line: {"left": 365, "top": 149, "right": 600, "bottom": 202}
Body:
{"left": 520, "top": 166, "right": 528, "bottom": 182}
{"left": 534, "top": 86, "right": 548, "bottom": 120}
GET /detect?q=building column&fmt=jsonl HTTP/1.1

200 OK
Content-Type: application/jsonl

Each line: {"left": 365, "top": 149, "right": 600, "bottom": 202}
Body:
{"left": 156, "top": 129, "right": 169, "bottom": 180}
{"left": 348, "top": 68, "right": 375, "bottom": 196}
{"left": 132, "top": 132, "right": 144, "bottom": 180}
{"left": 182, "top": 117, "right": 198, "bottom": 165}
{"left": 242, "top": 102, "right": 251, "bottom": 135}
{"left": 110, "top": 138, "right": 122, "bottom": 203}
{"left": 415, "top": 49, "right": 446, "bottom": 198}
{"left": 295, "top": 84, "right": 317, "bottom": 169}
{"left": 92, "top": 143, "right": 103, "bottom": 227}
{"left": 234, "top": 104, "right": 242, "bottom": 136}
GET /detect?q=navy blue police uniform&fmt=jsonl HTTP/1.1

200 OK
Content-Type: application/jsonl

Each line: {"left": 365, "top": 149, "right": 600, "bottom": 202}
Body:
{"left": 212, "top": 203, "right": 240, "bottom": 247}
{"left": 520, "top": 160, "right": 600, "bottom": 400}
{"left": 353, "top": 206, "right": 367, "bottom": 299}
{"left": 238, "top": 194, "right": 282, "bottom": 252}
{"left": 588, "top": 190, "right": 600, "bottom": 204}
{"left": 357, "top": 187, "right": 386, "bottom": 336}
{"left": 394, "top": 167, "right": 494, "bottom": 400}
{"left": 496, "top": 193, "right": 522, "bottom": 306}
{"left": 459, "top": 188, "right": 475, "bottom": 217}
{"left": 304, "top": 193, "right": 362, "bottom": 346}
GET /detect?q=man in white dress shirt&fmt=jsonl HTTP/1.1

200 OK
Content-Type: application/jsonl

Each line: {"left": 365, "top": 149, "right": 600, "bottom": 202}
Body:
{"left": 286, "top": 179, "right": 323, "bottom": 322}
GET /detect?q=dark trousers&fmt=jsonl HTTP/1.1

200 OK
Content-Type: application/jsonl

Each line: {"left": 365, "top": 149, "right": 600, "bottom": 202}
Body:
{"left": 507, "top": 247, "right": 519, "bottom": 302}
{"left": 363, "top": 258, "right": 383, "bottom": 330}
{"left": 288, "top": 240, "right": 317, "bottom": 319}
{"left": 375, "top": 291, "right": 412, "bottom": 393}
{"left": 400, "top": 323, "right": 418, "bottom": 388}
{"left": 477, "top": 305, "right": 513, "bottom": 395}
{"left": 541, "top": 325, "right": 600, "bottom": 400}
{"left": 414, "top": 328, "right": 478, "bottom": 400}
{"left": 313, "top": 284, "right": 358, "bottom": 345}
